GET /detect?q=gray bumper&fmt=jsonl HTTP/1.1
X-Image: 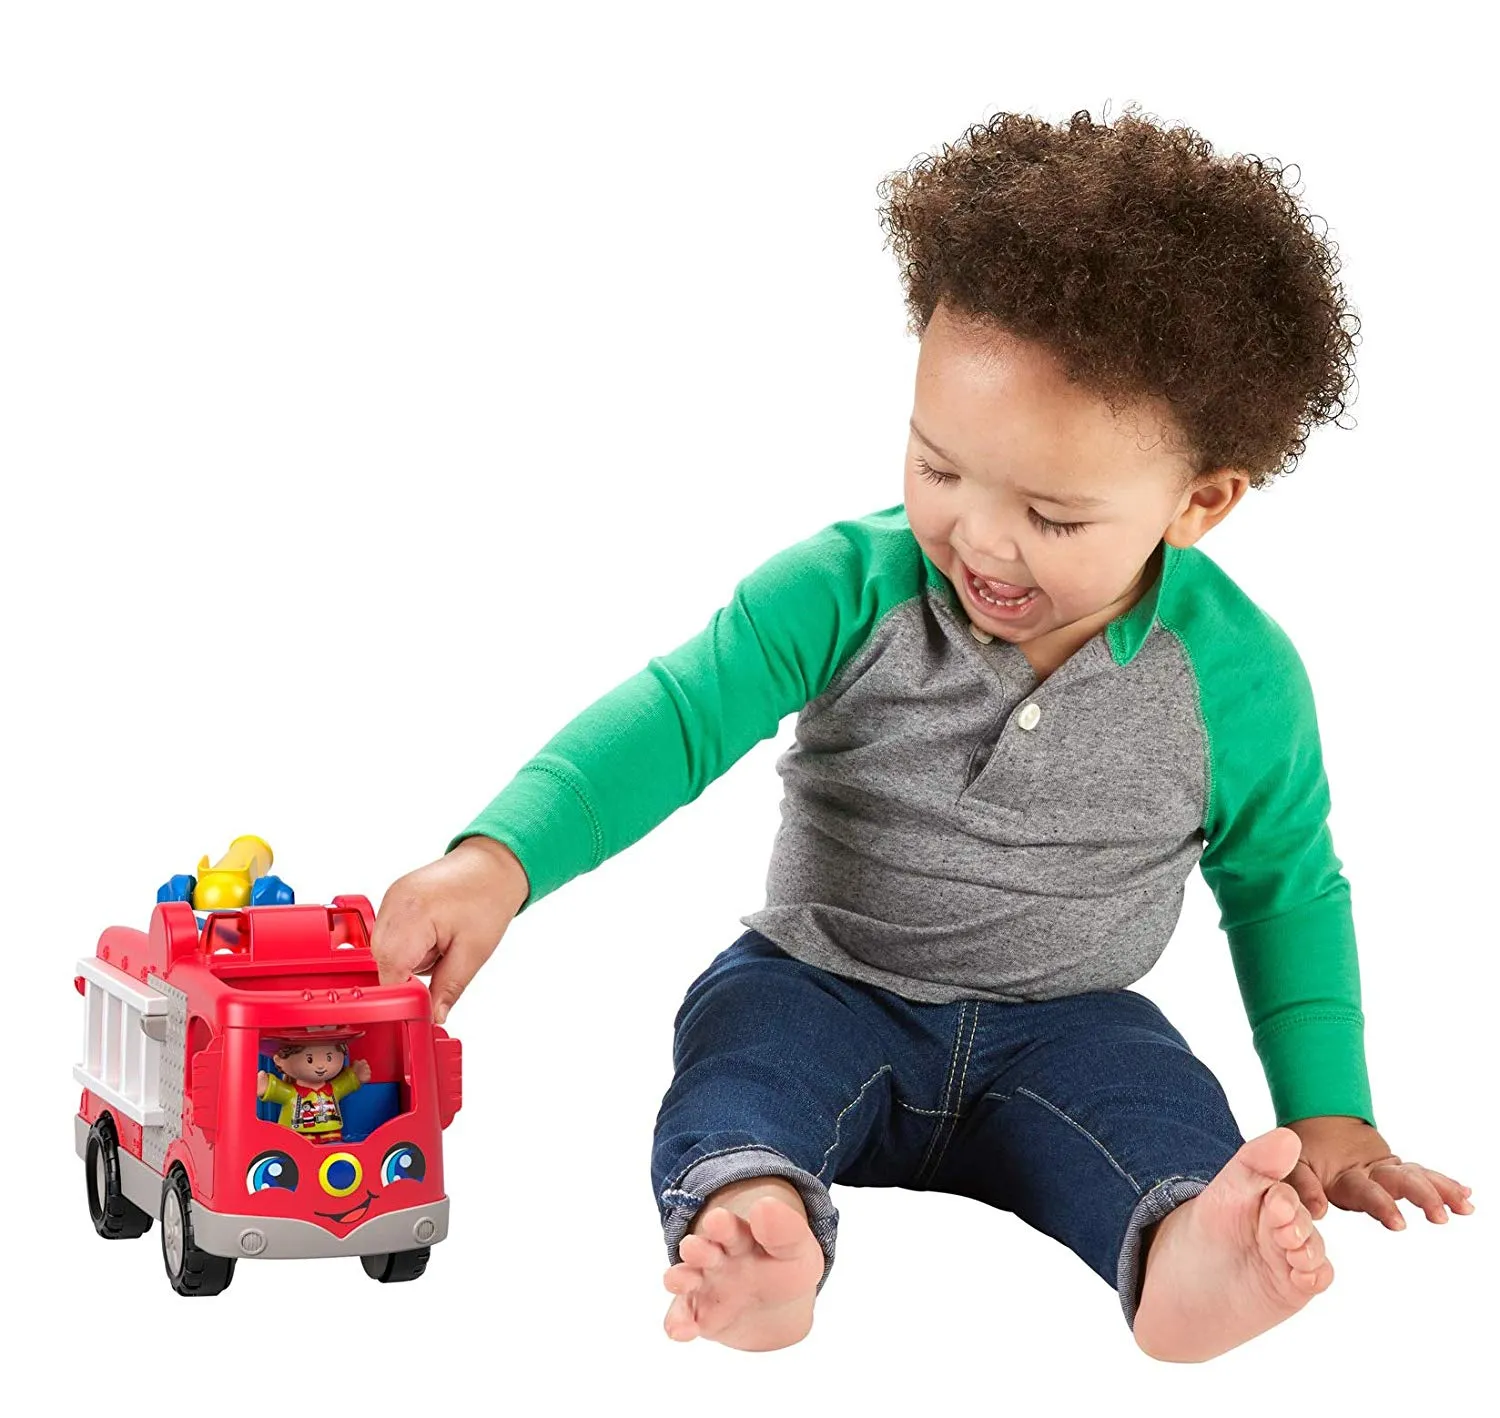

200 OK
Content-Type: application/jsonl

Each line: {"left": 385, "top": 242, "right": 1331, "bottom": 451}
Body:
{"left": 77, "top": 1112, "right": 449, "bottom": 1260}
{"left": 191, "top": 1194, "right": 449, "bottom": 1260}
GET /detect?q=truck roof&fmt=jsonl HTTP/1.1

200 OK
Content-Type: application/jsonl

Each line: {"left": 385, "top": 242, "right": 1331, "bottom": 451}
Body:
{"left": 94, "top": 894, "right": 397, "bottom": 991}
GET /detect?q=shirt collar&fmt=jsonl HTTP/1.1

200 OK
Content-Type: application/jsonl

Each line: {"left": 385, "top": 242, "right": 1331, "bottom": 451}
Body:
{"left": 1105, "top": 539, "right": 1177, "bottom": 666}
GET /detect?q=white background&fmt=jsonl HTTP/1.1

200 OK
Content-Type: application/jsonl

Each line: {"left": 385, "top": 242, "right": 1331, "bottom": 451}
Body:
{"left": 4, "top": 2, "right": 1493, "bottom": 1412}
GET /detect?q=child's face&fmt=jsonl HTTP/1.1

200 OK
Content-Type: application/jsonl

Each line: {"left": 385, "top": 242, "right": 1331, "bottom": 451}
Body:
{"left": 904, "top": 302, "right": 1239, "bottom": 658}
{"left": 275, "top": 1044, "right": 347, "bottom": 1086}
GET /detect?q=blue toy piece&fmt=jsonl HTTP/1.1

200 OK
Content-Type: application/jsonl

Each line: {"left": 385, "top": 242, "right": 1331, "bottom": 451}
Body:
{"left": 157, "top": 873, "right": 197, "bottom": 904}
{"left": 251, "top": 874, "right": 295, "bottom": 906}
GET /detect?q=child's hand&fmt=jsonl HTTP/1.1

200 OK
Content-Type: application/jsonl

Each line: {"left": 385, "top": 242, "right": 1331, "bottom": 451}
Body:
{"left": 370, "top": 836, "right": 531, "bottom": 1025}
{"left": 352, "top": 1058, "right": 372, "bottom": 1084}
{"left": 1285, "top": 1115, "right": 1474, "bottom": 1229}
{"left": 256, "top": 1069, "right": 269, "bottom": 1097}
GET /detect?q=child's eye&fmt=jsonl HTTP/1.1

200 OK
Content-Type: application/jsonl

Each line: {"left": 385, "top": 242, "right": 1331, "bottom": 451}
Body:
{"left": 914, "top": 456, "right": 958, "bottom": 488}
{"left": 1027, "top": 508, "right": 1087, "bottom": 537}
{"left": 913, "top": 457, "right": 1088, "bottom": 537}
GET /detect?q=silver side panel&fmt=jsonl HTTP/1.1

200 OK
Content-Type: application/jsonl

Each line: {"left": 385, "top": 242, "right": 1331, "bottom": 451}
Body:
{"left": 142, "top": 975, "right": 187, "bottom": 1172}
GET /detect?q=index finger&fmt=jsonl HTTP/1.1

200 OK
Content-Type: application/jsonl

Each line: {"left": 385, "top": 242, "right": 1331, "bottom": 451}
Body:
{"left": 369, "top": 897, "right": 440, "bottom": 986}
{"left": 427, "top": 935, "right": 490, "bottom": 1026}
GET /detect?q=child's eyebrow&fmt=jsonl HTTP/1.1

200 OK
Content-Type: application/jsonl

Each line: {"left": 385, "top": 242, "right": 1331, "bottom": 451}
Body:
{"left": 909, "top": 420, "right": 1110, "bottom": 509}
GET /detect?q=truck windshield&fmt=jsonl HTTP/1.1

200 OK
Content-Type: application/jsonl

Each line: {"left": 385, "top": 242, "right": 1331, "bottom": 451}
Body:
{"left": 253, "top": 1020, "right": 411, "bottom": 1142}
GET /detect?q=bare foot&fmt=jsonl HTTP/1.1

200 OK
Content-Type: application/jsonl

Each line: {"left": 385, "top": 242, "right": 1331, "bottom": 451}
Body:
{"left": 661, "top": 1175, "right": 825, "bottom": 1351}
{"left": 1133, "top": 1127, "right": 1334, "bottom": 1362}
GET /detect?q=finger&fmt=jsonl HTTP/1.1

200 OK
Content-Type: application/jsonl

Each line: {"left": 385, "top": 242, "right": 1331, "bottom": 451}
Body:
{"left": 1327, "top": 1170, "right": 1406, "bottom": 1229}
{"left": 1286, "top": 1160, "right": 1329, "bottom": 1220}
{"left": 369, "top": 890, "right": 440, "bottom": 985}
{"left": 1413, "top": 1168, "right": 1476, "bottom": 1216}
{"left": 427, "top": 936, "right": 487, "bottom": 1025}
{"left": 1370, "top": 1163, "right": 1452, "bottom": 1224}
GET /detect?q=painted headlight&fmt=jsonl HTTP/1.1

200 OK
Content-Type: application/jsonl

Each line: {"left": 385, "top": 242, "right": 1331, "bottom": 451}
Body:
{"left": 380, "top": 1142, "right": 427, "bottom": 1185}
{"left": 245, "top": 1150, "right": 299, "bottom": 1194}
{"left": 318, "top": 1151, "right": 363, "bottom": 1197}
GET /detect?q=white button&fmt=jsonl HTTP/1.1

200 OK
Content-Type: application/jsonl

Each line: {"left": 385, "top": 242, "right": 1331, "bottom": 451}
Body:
{"left": 968, "top": 621, "right": 994, "bottom": 644}
{"left": 1018, "top": 702, "right": 1041, "bottom": 731}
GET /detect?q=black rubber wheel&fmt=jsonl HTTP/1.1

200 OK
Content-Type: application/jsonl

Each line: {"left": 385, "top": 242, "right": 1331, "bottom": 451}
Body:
{"left": 160, "top": 1166, "right": 236, "bottom": 1296}
{"left": 360, "top": 1247, "right": 431, "bottom": 1283}
{"left": 85, "top": 1115, "right": 153, "bottom": 1240}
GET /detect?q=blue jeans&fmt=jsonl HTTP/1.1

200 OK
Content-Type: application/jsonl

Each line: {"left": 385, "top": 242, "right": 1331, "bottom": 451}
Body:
{"left": 652, "top": 929, "right": 1246, "bottom": 1329}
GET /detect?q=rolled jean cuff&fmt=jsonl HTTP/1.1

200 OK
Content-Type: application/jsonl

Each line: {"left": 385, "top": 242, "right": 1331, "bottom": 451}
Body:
{"left": 659, "top": 1144, "right": 840, "bottom": 1295}
{"left": 1115, "top": 1174, "right": 1212, "bottom": 1330}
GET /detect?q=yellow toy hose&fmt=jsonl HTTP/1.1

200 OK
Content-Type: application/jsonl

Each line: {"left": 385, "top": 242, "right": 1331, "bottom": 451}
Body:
{"left": 191, "top": 834, "right": 274, "bottom": 911}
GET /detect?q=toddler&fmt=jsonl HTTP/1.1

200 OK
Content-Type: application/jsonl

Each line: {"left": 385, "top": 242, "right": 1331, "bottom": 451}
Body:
{"left": 371, "top": 105, "right": 1472, "bottom": 1360}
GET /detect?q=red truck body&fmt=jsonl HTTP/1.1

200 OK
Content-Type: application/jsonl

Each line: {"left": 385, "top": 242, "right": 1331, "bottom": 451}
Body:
{"left": 75, "top": 893, "right": 461, "bottom": 1293}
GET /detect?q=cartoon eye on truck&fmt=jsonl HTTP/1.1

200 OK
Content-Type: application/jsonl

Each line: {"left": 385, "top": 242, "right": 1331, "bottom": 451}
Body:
{"left": 74, "top": 837, "right": 461, "bottom": 1295}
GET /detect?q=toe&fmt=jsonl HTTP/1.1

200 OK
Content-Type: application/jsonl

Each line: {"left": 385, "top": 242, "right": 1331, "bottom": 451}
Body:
{"left": 1284, "top": 1227, "right": 1325, "bottom": 1272}
{"left": 1239, "top": 1127, "right": 1304, "bottom": 1184}
{"left": 1270, "top": 1203, "right": 1314, "bottom": 1250}
{"left": 746, "top": 1196, "right": 814, "bottom": 1258}
{"left": 663, "top": 1263, "right": 702, "bottom": 1296}
{"left": 1290, "top": 1259, "right": 1334, "bottom": 1295}
{"left": 679, "top": 1233, "right": 726, "bottom": 1270}
{"left": 1262, "top": 1181, "right": 1300, "bottom": 1230}
{"left": 700, "top": 1205, "right": 754, "bottom": 1256}
{"left": 664, "top": 1293, "right": 700, "bottom": 1341}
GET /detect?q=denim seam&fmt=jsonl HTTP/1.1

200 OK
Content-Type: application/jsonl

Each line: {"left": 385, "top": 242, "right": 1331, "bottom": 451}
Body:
{"left": 896, "top": 1099, "right": 957, "bottom": 1118}
{"left": 983, "top": 1087, "right": 1143, "bottom": 1195}
{"left": 915, "top": 1000, "right": 971, "bottom": 1180}
{"left": 815, "top": 1064, "right": 893, "bottom": 1181}
{"left": 666, "top": 1142, "right": 799, "bottom": 1194}
{"left": 925, "top": 1004, "right": 981, "bottom": 1182}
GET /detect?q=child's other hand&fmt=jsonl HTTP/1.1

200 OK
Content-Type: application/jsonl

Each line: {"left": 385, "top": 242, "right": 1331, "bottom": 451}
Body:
{"left": 1285, "top": 1115, "right": 1474, "bottom": 1229}
{"left": 370, "top": 836, "right": 531, "bottom": 1025}
{"left": 352, "top": 1058, "right": 372, "bottom": 1084}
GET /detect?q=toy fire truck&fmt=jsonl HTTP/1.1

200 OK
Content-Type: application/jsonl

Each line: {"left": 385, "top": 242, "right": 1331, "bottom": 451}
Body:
{"left": 74, "top": 836, "right": 461, "bottom": 1295}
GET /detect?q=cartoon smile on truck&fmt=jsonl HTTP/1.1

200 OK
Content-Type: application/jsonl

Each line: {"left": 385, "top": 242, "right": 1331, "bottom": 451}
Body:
{"left": 74, "top": 836, "right": 462, "bottom": 1295}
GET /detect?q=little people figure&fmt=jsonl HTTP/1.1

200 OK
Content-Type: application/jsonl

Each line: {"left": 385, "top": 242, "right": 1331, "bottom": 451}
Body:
{"left": 257, "top": 1028, "right": 372, "bottom": 1145}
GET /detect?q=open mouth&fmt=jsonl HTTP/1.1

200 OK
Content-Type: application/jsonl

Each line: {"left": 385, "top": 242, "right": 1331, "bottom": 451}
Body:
{"left": 962, "top": 564, "right": 1041, "bottom": 616}
{"left": 316, "top": 1189, "right": 378, "bottom": 1225}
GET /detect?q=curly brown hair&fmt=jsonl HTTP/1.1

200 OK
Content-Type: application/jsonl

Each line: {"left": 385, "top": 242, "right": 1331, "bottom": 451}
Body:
{"left": 876, "top": 104, "right": 1360, "bottom": 487}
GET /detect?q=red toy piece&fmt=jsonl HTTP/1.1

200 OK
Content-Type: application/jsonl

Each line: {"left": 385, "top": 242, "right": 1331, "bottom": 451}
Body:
{"left": 75, "top": 868, "right": 461, "bottom": 1295}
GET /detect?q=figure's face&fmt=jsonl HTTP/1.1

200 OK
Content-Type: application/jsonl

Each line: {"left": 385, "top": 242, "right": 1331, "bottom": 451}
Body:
{"left": 903, "top": 302, "right": 1242, "bottom": 661}
{"left": 276, "top": 1045, "right": 346, "bottom": 1086}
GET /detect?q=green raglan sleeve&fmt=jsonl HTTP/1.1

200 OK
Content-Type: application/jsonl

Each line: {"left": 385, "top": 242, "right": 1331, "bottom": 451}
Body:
{"left": 1194, "top": 619, "right": 1375, "bottom": 1128}
{"left": 447, "top": 516, "right": 895, "bottom": 914}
